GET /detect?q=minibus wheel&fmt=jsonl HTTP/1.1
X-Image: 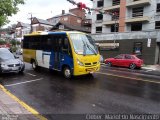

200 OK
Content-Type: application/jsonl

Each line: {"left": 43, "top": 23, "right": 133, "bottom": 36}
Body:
{"left": 63, "top": 66, "right": 72, "bottom": 79}
{"left": 32, "top": 60, "right": 38, "bottom": 70}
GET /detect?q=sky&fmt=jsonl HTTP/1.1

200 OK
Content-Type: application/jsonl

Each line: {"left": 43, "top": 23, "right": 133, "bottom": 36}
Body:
{"left": 6, "top": 0, "right": 92, "bottom": 27}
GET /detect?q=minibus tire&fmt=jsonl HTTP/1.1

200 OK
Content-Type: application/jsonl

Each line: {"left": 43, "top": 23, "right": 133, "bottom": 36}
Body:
{"left": 32, "top": 60, "right": 38, "bottom": 70}
{"left": 63, "top": 66, "right": 72, "bottom": 79}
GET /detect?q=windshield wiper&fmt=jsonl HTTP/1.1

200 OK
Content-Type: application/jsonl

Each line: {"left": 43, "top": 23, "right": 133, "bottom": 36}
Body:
{"left": 85, "top": 42, "right": 97, "bottom": 55}
{"left": 82, "top": 40, "right": 86, "bottom": 56}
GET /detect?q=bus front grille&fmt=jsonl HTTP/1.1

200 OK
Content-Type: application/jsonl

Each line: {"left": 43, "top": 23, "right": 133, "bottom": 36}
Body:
{"left": 85, "top": 62, "right": 97, "bottom": 67}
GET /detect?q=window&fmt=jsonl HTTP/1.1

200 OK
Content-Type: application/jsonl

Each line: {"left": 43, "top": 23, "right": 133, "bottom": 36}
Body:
{"left": 111, "top": 10, "right": 120, "bottom": 20}
{"left": 111, "top": 24, "right": 119, "bottom": 32}
{"left": 155, "top": 21, "right": 160, "bottom": 29}
{"left": 132, "top": 7, "right": 143, "bottom": 17}
{"left": 157, "top": 3, "right": 160, "bottom": 12}
{"left": 115, "top": 54, "right": 124, "bottom": 59}
{"left": 63, "top": 17, "right": 68, "bottom": 21}
{"left": 23, "top": 36, "right": 41, "bottom": 50}
{"left": 125, "top": 55, "right": 132, "bottom": 59}
{"left": 96, "top": 14, "right": 103, "bottom": 20}
{"left": 112, "top": 0, "right": 120, "bottom": 6}
{"left": 97, "top": 0, "right": 103, "bottom": 7}
{"left": 131, "top": 23, "right": 142, "bottom": 31}
{"left": 96, "top": 27, "right": 102, "bottom": 33}
{"left": 41, "top": 35, "right": 53, "bottom": 50}
{"left": 77, "top": 19, "right": 81, "bottom": 23}
{"left": 133, "top": 42, "right": 142, "bottom": 55}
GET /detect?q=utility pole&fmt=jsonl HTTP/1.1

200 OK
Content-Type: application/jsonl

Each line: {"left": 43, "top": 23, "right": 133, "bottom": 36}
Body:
{"left": 28, "top": 13, "right": 33, "bottom": 33}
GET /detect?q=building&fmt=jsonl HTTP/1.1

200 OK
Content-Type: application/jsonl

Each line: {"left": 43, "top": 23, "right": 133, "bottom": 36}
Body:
{"left": 31, "top": 17, "right": 54, "bottom": 32}
{"left": 91, "top": 0, "right": 160, "bottom": 65}
{"left": 50, "top": 22, "right": 90, "bottom": 33}
{"left": 47, "top": 8, "right": 91, "bottom": 32}
{"left": 15, "top": 22, "right": 30, "bottom": 42}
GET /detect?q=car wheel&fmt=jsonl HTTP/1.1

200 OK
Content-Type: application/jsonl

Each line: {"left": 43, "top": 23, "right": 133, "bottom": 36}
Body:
{"left": 106, "top": 62, "right": 112, "bottom": 67}
{"left": 129, "top": 63, "right": 136, "bottom": 70}
{"left": 63, "top": 66, "right": 72, "bottom": 79}
{"left": 19, "top": 65, "right": 25, "bottom": 74}
{"left": 32, "top": 60, "right": 38, "bottom": 70}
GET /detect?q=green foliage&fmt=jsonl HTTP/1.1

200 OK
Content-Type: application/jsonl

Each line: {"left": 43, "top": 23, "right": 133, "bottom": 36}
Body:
{"left": 10, "top": 46, "right": 17, "bottom": 52}
{"left": 0, "top": 16, "right": 9, "bottom": 27}
{"left": 10, "top": 39, "right": 17, "bottom": 46}
{"left": 0, "top": 0, "right": 25, "bottom": 27}
{"left": 16, "top": 41, "right": 21, "bottom": 45}
{"left": 0, "top": 39, "right": 7, "bottom": 45}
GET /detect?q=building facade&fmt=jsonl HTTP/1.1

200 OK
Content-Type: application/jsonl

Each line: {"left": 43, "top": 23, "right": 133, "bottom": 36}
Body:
{"left": 91, "top": 0, "right": 160, "bottom": 64}
{"left": 15, "top": 22, "right": 30, "bottom": 42}
{"left": 47, "top": 8, "right": 91, "bottom": 32}
{"left": 31, "top": 17, "right": 54, "bottom": 32}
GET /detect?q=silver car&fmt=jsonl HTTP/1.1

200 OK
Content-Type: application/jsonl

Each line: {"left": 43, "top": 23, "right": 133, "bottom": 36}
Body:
{"left": 0, "top": 48, "right": 25, "bottom": 74}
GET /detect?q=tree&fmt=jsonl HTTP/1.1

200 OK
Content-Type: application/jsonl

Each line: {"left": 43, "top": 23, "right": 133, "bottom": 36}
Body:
{"left": 0, "top": 0, "right": 25, "bottom": 28}
{"left": 0, "top": 39, "right": 7, "bottom": 45}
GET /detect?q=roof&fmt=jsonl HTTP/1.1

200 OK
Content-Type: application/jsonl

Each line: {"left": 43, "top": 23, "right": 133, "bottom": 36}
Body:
{"left": 48, "top": 12, "right": 77, "bottom": 19}
{"left": 32, "top": 17, "right": 54, "bottom": 26}
{"left": 51, "top": 22, "right": 91, "bottom": 33}
{"left": 16, "top": 22, "right": 30, "bottom": 28}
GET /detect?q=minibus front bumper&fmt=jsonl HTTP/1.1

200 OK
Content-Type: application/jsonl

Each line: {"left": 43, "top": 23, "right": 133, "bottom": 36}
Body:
{"left": 74, "top": 64, "right": 100, "bottom": 76}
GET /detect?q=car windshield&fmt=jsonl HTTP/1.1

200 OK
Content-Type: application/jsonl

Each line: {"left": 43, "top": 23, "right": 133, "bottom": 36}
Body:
{"left": 0, "top": 49, "right": 15, "bottom": 60}
{"left": 69, "top": 33, "right": 98, "bottom": 55}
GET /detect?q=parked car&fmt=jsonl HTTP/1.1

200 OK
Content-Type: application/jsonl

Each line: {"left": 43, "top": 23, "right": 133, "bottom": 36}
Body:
{"left": 0, "top": 48, "right": 25, "bottom": 74}
{"left": 104, "top": 54, "right": 143, "bottom": 69}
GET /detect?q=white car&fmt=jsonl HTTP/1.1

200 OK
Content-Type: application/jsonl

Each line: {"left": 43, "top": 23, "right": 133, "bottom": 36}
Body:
{"left": 0, "top": 48, "right": 25, "bottom": 74}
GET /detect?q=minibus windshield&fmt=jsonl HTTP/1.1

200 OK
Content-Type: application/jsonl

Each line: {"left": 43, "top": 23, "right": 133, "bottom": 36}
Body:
{"left": 69, "top": 33, "right": 98, "bottom": 55}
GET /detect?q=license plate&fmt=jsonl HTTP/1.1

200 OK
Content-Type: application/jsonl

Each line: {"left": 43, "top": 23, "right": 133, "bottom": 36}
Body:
{"left": 12, "top": 67, "right": 18, "bottom": 70}
{"left": 86, "top": 68, "right": 94, "bottom": 72}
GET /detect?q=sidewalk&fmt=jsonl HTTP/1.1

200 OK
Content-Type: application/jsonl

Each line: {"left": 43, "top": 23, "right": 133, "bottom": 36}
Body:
{"left": 142, "top": 64, "right": 160, "bottom": 71}
{"left": 0, "top": 85, "right": 45, "bottom": 120}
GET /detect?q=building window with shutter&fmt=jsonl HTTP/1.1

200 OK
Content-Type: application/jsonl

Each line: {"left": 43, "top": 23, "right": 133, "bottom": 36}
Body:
{"left": 96, "top": 26, "right": 102, "bottom": 33}
{"left": 97, "top": 0, "right": 103, "bottom": 7}
{"left": 157, "top": 3, "right": 160, "bottom": 12}
{"left": 155, "top": 21, "right": 160, "bottom": 29}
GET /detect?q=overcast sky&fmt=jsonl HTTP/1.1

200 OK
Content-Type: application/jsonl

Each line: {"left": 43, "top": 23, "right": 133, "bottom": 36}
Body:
{"left": 6, "top": 0, "right": 92, "bottom": 27}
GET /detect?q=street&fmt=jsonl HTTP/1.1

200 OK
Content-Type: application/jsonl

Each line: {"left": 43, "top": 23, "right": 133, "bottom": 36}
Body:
{"left": 0, "top": 62, "right": 160, "bottom": 119}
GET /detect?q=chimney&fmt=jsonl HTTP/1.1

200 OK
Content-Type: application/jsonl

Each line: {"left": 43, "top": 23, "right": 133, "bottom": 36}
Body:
{"left": 62, "top": 10, "right": 65, "bottom": 15}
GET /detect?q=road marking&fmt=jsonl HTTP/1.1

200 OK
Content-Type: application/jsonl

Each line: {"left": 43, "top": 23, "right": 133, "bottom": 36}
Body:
{"left": 96, "top": 72, "right": 160, "bottom": 84}
{"left": 146, "top": 70, "right": 153, "bottom": 72}
{"left": 0, "top": 84, "right": 47, "bottom": 120}
{"left": 27, "top": 73, "right": 37, "bottom": 77}
{"left": 5, "top": 78, "right": 43, "bottom": 87}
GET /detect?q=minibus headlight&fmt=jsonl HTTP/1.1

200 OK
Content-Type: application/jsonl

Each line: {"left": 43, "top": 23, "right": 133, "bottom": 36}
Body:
{"left": 77, "top": 59, "right": 84, "bottom": 66}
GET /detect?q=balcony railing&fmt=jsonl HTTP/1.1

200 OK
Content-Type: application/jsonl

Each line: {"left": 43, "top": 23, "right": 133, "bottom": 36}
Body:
{"left": 103, "top": 5, "right": 120, "bottom": 11}
{"left": 125, "top": 16, "right": 150, "bottom": 23}
{"left": 126, "top": 0, "right": 151, "bottom": 7}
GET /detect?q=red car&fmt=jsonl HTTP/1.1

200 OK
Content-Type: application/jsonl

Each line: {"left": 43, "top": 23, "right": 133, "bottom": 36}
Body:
{"left": 104, "top": 54, "right": 143, "bottom": 69}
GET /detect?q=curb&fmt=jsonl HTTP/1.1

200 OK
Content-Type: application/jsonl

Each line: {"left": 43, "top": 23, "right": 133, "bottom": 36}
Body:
{"left": 101, "top": 64, "right": 160, "bottom": 77}
{"left": 0, "top": 84, "right": 47, "bottom": 120}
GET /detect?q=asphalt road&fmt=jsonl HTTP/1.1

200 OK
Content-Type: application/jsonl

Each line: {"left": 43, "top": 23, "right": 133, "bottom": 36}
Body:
{"left": 0, "top": 63, "right": 160, "bottom": 120}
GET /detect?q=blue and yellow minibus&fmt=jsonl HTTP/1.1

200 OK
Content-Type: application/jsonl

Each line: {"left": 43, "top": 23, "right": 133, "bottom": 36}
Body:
{"left": 23, "top": 31, "right": 100, "bottom": 78}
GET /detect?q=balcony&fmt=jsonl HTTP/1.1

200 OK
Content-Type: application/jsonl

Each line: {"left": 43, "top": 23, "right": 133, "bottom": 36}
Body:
{"left": 125, "top": 16, "right": 150, "bottom": 23}
{"left": 103, "top": 5, "right": 120, "bottom": 11}
{"left": 126, "top": 0, "right": 151, "bottom": 7}
{"left": 103, "top": 20, "right": 119, "bottom": 25}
